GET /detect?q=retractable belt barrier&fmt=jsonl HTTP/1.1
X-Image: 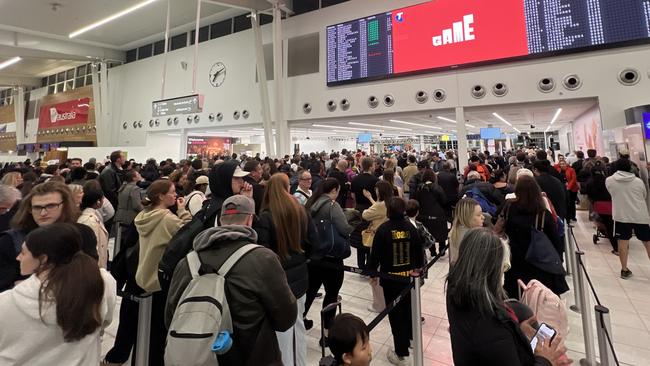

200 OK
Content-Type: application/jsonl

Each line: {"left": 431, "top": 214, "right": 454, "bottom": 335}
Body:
{"left": 312, "top": 253, "right": 442, "bottom": 366}
{"left": 566, "top": 223, "right": 620, "bottom": 366}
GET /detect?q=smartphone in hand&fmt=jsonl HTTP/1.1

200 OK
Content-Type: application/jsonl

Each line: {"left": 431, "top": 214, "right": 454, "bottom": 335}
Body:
{"left": 530, "top": 323, "right": 556, "bottom": 351}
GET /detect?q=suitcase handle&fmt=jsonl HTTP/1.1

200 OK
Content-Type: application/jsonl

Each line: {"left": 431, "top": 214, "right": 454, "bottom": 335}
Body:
{"left": 321, "top": 300, "right": 342, "bottom": 358}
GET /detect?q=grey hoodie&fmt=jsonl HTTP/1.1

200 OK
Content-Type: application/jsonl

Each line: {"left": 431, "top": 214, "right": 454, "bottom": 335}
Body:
{"left": 310, "top": 195, "right": 354, "bottom": 237}
{"left": 605, "top": 171, "right": 650, "bottom": 223}
{"left": 165, "top": 225, "right": 296, "bottom": 366}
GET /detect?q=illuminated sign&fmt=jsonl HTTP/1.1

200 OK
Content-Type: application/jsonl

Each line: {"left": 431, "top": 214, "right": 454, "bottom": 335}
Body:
{"left": 152, "top": 94, "right": 203, "bottom": 117}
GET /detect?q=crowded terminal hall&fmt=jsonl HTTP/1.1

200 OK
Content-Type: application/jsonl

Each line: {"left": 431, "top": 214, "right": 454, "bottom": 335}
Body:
{"left": 1, "top": 1, "right": 650, "bottom": 365}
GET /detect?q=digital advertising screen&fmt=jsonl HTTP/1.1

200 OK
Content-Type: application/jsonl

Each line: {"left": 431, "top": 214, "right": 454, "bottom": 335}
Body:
{"left": 480, "top": 128, "right": 502, "bottom": 139}
{"left": 326, "top": 0, "right": 650, "bottom": 86}
{"left": 643, "top": 113, "right": 650, "bottom": 140}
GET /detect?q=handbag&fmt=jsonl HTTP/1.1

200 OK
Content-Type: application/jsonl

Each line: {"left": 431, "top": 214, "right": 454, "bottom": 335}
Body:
{"left": 316, "top": 202, "right": 351, "bottom": 258}
{"left": 361, "top": 227, "right": 375, "bottom": 247}
{"left": 525, "top": 211, "right": 565, "bottom": 275}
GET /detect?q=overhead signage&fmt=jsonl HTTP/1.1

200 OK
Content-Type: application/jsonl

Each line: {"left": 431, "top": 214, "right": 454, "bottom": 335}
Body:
{"left": 466, "top": 134, "right": 481, "bottom": 140}
{"left": 152, "top": 94, "right": 203, "bottom": 117}
{"left": 38, "top": 98, "right": 90, "bottom": 129}
{"left": 327, "top": 0, "right": 650, "bottom": 86}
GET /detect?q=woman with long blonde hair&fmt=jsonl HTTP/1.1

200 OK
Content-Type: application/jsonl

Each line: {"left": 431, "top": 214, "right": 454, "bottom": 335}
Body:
{"left": 448, "top": 198, "right": 484, "bottom": 264}
{"left": 1, "top": 172, "right": 23, "bottom": 188}
{"left": 254, "top": 173, "right": 312, "bottom": 366}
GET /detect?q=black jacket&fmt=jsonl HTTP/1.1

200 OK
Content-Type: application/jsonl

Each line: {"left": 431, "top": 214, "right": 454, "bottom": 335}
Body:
{"left": 535, "top": 174, "right": 567, "bottom": 219}
{"left": 243, "top": 176, "right": 265, "bottom": 215}
{"left": 583, "top": 174, "right": 611, "bottom": 202}
{"left": 0, "top": 229, "right": 28, "bottom": 292}
{"left": 500, "top": 202, "right": 569, "bottom": 296}
{"left": 253, "top": 208, "right": 318, "bottom": 298}
{"left": 368, "top": 217, "right": 424, "bottom": 283}
{"left": 99, "top": 164, "right": 123, "bottom": 208}
{"left": 437, "top": 170, "right": 459, "bottom": 208}
{"left": 447, "top": 298, "right": 552, "bottom": 366}
{"left": 459, "top": 179, "right": 504, "bottom": 206}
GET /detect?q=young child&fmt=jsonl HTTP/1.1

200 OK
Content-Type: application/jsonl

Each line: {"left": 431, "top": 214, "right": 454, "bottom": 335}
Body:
{"left": 328, "top": 313, "right": 372, "bottom": 366}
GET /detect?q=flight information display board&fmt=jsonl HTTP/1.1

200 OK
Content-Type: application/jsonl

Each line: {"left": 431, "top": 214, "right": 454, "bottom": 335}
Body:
{"left": 326, "top": 0, "right": 650, "bottom": 86}
{"left": 152, "top": 94, "right": 202, "bottom": 117}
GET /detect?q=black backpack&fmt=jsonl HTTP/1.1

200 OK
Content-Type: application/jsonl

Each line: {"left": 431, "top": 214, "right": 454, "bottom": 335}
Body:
{"left": 158, "top": 197, "right": 222, "bottom": 293}
{"left": 110, "top": 222, "right": 145, "bottom": 296}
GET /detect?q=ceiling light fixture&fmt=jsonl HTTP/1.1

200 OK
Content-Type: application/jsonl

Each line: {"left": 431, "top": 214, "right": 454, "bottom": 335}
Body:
{"left": 513, "top": 127, "right": 521, "bottom": 134}
{"left": 0, "top": 57, "right": 21, "bottom": 70}
{"left": 313, "top": 124, "right": 383, "bottom": 132}
{"left": 437, "top": 116, "right": 457, "bottom": 123}
{"left": 349, "top": 122, "right": 411, "bottom": 131}
{"left": 549, "top": 108, "right": 563, "bottom": 125}
{"left": 492, "top": 112, "right": 512, "bottom": 126}
{"left": 69, "top": 0, "right": 159, "bottom": 38}
{"left": 389, "top": 119, "right": 436, "bottom": 128}
{"left": 465, "top": 123, "right": 476, "bottom": 128}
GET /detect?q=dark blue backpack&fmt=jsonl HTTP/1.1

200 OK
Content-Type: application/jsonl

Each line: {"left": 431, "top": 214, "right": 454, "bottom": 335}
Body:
{"left": 466, "top": 186, "right": 497, "bottom": 216}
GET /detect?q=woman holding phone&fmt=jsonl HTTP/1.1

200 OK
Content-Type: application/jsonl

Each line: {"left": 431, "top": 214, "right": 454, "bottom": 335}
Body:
{"left": 446, "top": 228, "right": 569, "bottom": 366}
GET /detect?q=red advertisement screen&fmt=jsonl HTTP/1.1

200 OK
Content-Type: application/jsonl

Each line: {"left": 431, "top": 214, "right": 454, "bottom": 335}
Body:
{"left": 38, "top": 98, "right": 91, "bottom": 129}
{"left": 391, "top": 0, "right": 528, "bottom": 74}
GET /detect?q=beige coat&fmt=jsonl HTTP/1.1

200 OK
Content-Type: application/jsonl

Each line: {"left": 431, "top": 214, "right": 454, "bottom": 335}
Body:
{"left": 134, "top": 207, "right": 191, "bottom": 292}
{"left": 78, "top": 208, "right": 109, "bottom": 268}
{"left": 362, "top": 201, "right": 388, "bottom": 237}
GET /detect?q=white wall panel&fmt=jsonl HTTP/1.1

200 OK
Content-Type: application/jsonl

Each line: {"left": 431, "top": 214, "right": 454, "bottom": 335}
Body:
{"left": 105, "top": 0, "right": 650, "bottom": 155}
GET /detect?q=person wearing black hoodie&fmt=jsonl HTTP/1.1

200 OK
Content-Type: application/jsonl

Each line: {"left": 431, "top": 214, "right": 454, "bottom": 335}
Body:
{"left": 204, "top": 160, "right": 253, "bottom": 227}
{"left": 368, "top": 197, "right": 425, "bottom": 364}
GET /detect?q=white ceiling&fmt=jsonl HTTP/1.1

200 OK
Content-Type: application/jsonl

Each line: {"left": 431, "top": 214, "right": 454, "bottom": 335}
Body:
{"left": 0, "top": 0, "right": 234, "bottom": 48}
{"left": 0, "top": 56, "right": 87, "bottom": 78}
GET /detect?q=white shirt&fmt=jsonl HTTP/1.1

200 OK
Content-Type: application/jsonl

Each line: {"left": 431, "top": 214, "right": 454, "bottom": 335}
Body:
{"left": 0, "top": 270, "right": 116, "bottom": 365}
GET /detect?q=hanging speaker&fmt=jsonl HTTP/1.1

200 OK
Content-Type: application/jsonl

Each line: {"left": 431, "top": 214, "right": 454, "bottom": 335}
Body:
{"left": 383, "top": 94, "right": 395, "bottom": 107}
{"left": 471, "top": 85, "right": 486, "bottom": 99}
{"left": 340, "top": 98, "right": 350, "bottom": 111}
{"left": 327, "top": 100, "right": 337, "bottom": 112}
{"left": 303, "top": 103, "right": 312, "bottom": 114}
{"left": 537, "top": 77, "right": 555, "bottom": 93}
{"left": 367, "top": 95, "right": 379, "bottom": 108}
{"left": 562, "top": 74, "right": 582, "bottom": 90}
{"left": 415, "top": 90, "right": 428, "bottom": 104}
{"left": 432, "top": 89, "right": 446, "bottom": 102}
{"left": 618, "top": 68, "right": 640, "bottom": 86}
{"left": 492, "top": 83, "right": 508, "bottom": 97}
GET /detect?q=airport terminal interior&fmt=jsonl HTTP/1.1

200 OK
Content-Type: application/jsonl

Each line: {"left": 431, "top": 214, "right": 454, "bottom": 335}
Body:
{"left": 1, "top": 0, "right": 650, "bottom": 365}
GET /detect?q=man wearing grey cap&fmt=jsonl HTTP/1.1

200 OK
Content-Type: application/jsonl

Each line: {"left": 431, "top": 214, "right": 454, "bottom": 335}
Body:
{"left": 166, "top": 195, "right": 297, "bottom": 366}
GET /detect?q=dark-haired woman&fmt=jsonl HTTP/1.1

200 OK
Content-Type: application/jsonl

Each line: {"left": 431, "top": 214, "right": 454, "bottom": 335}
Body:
{"left": 134, "top": 179, "right": 190, "bottom": 365}
{"left": 501, "top": 176, "right": 569, "bottom": 297}
{"left": 447, "top": 228, "right": 566, "bottom": 366}
{"left": 414, "top": 169, "right": 448, "bottom": 257}
{"left": 304, "top": 178, "right": 353, "bottom": 337}
{"left": 77, "top": 188, "right": 109, "bottom": 268}
{"left": 0, "top": 181, "right": 79, "bottom": 293}
{"left": 0, "top": 223, "right": 116, "bottom": 365}
{"left": 368, "top": 197, "right": 424, "bottom": 364}
{"left": 492, "top": 169, "right": 513, "bottom": 197}
{"left": 254, "top": 173, "right": 316, "bottom": 366}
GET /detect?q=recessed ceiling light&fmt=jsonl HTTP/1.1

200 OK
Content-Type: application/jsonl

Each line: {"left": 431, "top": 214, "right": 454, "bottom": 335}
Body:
{"left": 465, "top": 124, "right": 476, "bottom": 128}
{"left": 492, "top": 113, "right": 512, "bottom": 126}
{"left": 0, "top": 57, "right": 21, "bottom": 70}
{"left": 69, "top": 0, "right": 159, "bottom": 38}
{"left": 389, "top": 119, "right": 435, "bottom": 128}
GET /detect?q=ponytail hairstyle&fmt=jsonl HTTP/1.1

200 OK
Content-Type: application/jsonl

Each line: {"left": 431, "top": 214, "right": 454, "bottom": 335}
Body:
{"left": 25, "top": 223, "right": 104, "bottom": 342}
{"left": 305, "top": 178, "right": 340, "bottom": 211}
{"left": 142, "top": 179, "right": 174, "bottom": 208}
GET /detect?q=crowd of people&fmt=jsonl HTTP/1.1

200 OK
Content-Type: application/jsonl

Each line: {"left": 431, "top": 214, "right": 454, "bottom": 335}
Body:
{"left": 0, "top": 144, "right": 646, "bottom": 365}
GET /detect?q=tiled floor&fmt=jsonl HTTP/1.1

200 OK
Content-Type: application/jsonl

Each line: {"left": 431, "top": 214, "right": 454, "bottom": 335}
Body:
{"left": 101, "top": 210, "right": 650, "bottom": 365}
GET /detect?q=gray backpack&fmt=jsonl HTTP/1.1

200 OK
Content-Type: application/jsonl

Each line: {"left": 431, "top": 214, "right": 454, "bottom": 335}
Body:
{"left": 165, "top": 244, "right": 260, "bottom": 366}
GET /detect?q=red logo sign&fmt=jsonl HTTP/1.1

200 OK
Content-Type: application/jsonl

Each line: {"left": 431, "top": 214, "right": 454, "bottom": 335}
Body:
{"left": 391, "top": 0, "right": 528, "bottom": 74}
{"left": 38, "top": 98, "right": 90, "bottom": 129}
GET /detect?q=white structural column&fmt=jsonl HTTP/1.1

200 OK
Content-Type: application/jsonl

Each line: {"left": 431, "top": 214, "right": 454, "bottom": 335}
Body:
{"left": 13, "top": 87, "right": 25, "bottom": 146}
{"left": 251, "top": 11, "right": 275, "bottom": 157}
{"left": 179, "top": 128, "right": 188, "bottom": 158}
{"left": 192, "top": 0, "right": 201, "bottom": 94}
{"left": 456, "top": 106, "right": 469, "bottom": 173}
{"left": 99, "top": 62, "right": 111, "bottom": 146}
{"left": 91, "top": 63, "right": 104, "bottom": 144}
{"left": 161, "top": 0, "right": 171, "bottom": 99}
{"left": 272, "top": 1, "right": 289, "bottom": 157}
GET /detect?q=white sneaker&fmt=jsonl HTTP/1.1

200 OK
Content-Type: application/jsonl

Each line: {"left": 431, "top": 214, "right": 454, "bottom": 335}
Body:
{"left": 386, "top": 349, "right": 410, "bottom": 366}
